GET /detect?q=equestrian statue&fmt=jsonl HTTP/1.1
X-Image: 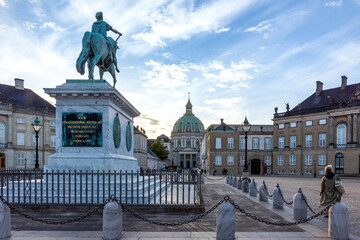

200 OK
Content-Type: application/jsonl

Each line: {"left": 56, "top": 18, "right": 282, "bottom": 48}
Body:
{"left": 76, "top": 12, "right": 122, "bottom": 87}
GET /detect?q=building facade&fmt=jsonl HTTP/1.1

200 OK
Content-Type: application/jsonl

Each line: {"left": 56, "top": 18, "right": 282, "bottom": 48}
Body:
{"left": 134, "top": 126, "right": 148, "bottom": 170}
{"left": 201, "top": 119, "right": 273, "bottom": 174}
{"left": 171, "top": 96, "right": 204, "bottom": 169}
{"left": 272, "top": 76, "right": 360, "bottom": 175}
{"left": 0, "top": 78, "right": 56, "bottom": 169}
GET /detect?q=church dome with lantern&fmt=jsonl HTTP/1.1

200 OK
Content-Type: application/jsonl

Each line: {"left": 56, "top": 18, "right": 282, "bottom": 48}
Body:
{"left": 172, "top": 97, "right": 204, "bottom": 134}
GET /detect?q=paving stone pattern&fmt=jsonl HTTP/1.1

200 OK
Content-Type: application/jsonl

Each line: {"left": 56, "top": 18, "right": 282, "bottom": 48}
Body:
{"left": 10, "top": 182, "right": 302, "bottom": 233}
{"left": 249, "top": 176, "right": 360, "bottom": 238}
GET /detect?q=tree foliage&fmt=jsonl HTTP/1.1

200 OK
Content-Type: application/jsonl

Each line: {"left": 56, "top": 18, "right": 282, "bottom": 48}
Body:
{"left": 150, "top": 140, "right": 169, "bottom": 160}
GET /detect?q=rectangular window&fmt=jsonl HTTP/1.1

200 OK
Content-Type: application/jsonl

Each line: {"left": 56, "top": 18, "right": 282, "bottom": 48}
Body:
{"left": 278, "top": 170, "right": 284, "bottom": 174}
{"left": 264, "top": 138, "right": 271, "bottom": 150}
{"left": 264, "top": 156, "right": 271, "bottom": 166}
{"left": 50, "top": 135, "right": 56, "bottom": 147}
{"left": 319, "top": 133, "right": 326, "bottom": 147}
{"left": 289, "top": 155, "right": 296, "bottom": 166}
{"left": 278, "top": 137, "right": 284, "bottom": 148}
{"left": 252, "top": 137, "right": 259, "bottom": 150}
{"left": 319, "top": 170, "right": 325, "bottom": 175}
{"left": 16, "top": 118, "right": 25, "bottom": 124}
{"left": 227, "top": 137, "right": 234, "bottom": 149}
{"left": 318, "top": 154, "right": 326, "bottom": 166}
{"left": 240, "top": 156, "right": 245, "bottom": 166}
{"left": 227, "top": 155, "right": 234, "bottom": 166}
{"left": 305, "top": 134, "right": 312, "bottom": 147}
{"left": 215, "top": 138, "right": 222, "bottom": 149}
{"left": 278, "top": 123, "right": 284, "bottom": 129}
{"left": 240, "top": 137, "right": 245, "bottom": 150}
{"left": 17, "top": 132, "right": 25, "bottom": 146}
{"left": 290, "top": 122, "right": 296, "bottom": 128}
{"left": 289, "top": 170, "right": 295, "bottom": 174}
{"left": 319, "top": 119, "right": 326, "bottom": 125}
{"left": 290, "top": 135, "right": 296, "bottom": 148}
{"left": 305, "top": 170, "right": 312, "bottom": 174}
{"left": 277, "top": 155, "right": 284, "bottom": 166}
{"left": 215, "top": 155, "right": 222, "bottom": 166}
{"left": 50, "top": 121, "right": 56, "bottom": 127}
{"left": 267, "top": 169, "right": 271, "bottom": 174}
{"left": 305, "top": 155, "right": 312, "bottom": 166}
{"left": 17, "top": 153, "right": 25, "bottom": 165}
{"left": 305, "top": 120, "right": 313, "bottom": 126}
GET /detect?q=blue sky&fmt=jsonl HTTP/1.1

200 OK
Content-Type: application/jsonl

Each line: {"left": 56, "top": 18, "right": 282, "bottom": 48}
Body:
{"left": 1, "top": 0, "right": 360, "bottom": 138}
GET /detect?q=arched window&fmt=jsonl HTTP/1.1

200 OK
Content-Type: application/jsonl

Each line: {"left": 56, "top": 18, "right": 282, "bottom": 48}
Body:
{"left": 0, "top": 123, "right": 5, "bottom": 144}
{"left": 336, "top": 124, "right": 346, "bottom": 147}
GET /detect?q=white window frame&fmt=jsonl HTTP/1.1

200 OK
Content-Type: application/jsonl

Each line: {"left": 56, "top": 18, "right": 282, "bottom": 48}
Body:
{"left": 305, "top": 155, "right": 312, "bottom": 166}
{"left": 289, "top": 170, "right": 295, "bottom": 174}
{"left": 278, "top": 123, "right": 284, "bottom": 129}
{"left": 227, "top": 155, "right": 234, "bottom": 166}
{"left": 305, "top": 120, "right": 313, "bottom": 126}
{"left": 289, "top": 155, "right": 296, "bottom": 166}
{"left": 227, "top": 137, "right": 234, "bottom": 149}
{"left": 319, "top": 119, "right": 326, "bottom": 125}
{"left": 290, "top": 122, "right": 296, "bottom": 128}
{"left": 50, "top": 135, "right": 56, "bottom": 147}
{"left": 318, "top": 154, "right": 326, "bottom": 166}
{"left": 277, "top": 155, "right": 284, "bottom": 166}
{"left": 264, "top": 137, "right": 271, "bottom": 150}
{"left": 215, "top": 137, "right": 222, "bottom": 149}
{"left": 290, "top": 135, "right": 296, "bottom": 148}
{"left": 278, "top": 169, "right": 284, "bottom": 174}
{"left": 252, "top": 137, "right": 259, "bottom": 150}
{"left": 215, "top": 155, "right": 222, "bottom": 166}
{"left": 336, "top": 124, "right": 346, "bottom": 146}
{"left": 16, "top": 118, "right": 25, "bottom": 124}
{"left": 17, "top": 153, "right": 25, "bottom": 165}
{"left": 278, "top": 137, "right": 284, "bottom": 148}
{"left": 305, "top": 134, "right": 312, "bottom": 147}
{"left": 319, "top": 133, "right": 326, "bottom": 147}
{"left": 17, "top": 132, "right": 25, "bottom": 146}
{"left": 240, "top": 137, "right": 245, "bottom": 150}
{"left": 305, "top": 170, "right": 312, "bottom": 174}
{"left": 264, "top": 156, "right": 271, "bottom": 166}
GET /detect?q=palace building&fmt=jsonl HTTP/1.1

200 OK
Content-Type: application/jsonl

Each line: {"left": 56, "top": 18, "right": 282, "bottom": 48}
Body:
{"left": 272, "top": 76, "right": 360, "bottom": 175}
{"left": 171, "top": 95, "right": 204, "bottom": 169}
{"left": 201, "top": 119, "right": 273, "bottom": 175}
{"left": 0, "top": 78, "right": 56, "bottom": 169}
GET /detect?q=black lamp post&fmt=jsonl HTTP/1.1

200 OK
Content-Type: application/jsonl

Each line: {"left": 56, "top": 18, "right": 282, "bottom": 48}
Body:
{"left": 241, "top": 116, "right": 251, "bottom": 178}
{"left": 31, "top": 117, "right": 43, "bottom": 170}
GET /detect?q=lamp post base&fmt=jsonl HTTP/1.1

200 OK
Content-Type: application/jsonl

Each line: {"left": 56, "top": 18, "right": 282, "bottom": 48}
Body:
{"left": 242, "top": 170, "right": 250, "bottom": 179}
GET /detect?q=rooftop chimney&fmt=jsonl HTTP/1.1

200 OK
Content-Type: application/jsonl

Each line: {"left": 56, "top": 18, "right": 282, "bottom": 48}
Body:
{"left": 341, "top": 75, "right": 347, "bottom": 90}
{"left": 316, "top": 81, "right": 323, "bottom": 96}
{"left": 220, "top": 118, "right": 224, "bottom": 124}
{"left": 14, "top": 78, "right": 24, "bottom": 90}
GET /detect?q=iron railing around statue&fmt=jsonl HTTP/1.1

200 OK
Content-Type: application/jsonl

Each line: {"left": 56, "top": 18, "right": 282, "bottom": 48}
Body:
{"left": 0, "top": 169, "right": 201, "bottom": 206}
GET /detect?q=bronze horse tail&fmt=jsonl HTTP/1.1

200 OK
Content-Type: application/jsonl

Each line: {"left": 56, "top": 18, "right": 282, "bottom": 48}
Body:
{"left": 76, "top": 31, "right": 92, "bottom": 75}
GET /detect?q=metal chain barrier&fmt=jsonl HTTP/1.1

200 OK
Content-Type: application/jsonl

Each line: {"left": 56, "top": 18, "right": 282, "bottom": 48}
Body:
{"left": 0, "top": 194, "right": 111, "bottom": 225}
{"left": 118, "top": 198, "right": 224, "bottom": 226}
{"left": 277, "top": 184, "right": 293, "bottom": 205}
{"left": 263, "top": 181, "right": 272, "bottom": 198}
{"left": 204, "top": 175, "right": 227, "bottom": 181}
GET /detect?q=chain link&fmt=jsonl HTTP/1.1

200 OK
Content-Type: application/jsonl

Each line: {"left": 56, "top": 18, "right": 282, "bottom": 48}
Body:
{"left": 298, "top": 188, "right": 317, "bottom": 215}
{"left": 204, "top": 175, "right": 227, "bottom": 181}
{"left": 263, "top": 182, "right": 273, "bottom": 198}
{"left": 0, "top": 195, "right": 112, "bottom": 225}
{"left": 276, "top": 184, "right": 293, "bottom": 205}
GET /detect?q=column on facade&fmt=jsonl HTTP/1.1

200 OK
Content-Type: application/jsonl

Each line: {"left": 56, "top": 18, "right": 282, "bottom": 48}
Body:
{"left": 329, "top": 117, "right": 334, "bottom": 144}
{"left": 347, "top": 115, "right": 352, "bottom": 143}
{"left": 353, "top": 114, "right": 358, "bottom": 143}
{"left": 7, "top": 115, "right": 12, "bottom": 144}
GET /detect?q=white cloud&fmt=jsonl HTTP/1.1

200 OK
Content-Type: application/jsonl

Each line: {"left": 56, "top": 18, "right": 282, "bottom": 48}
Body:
{"left": 204, "top": 88, "right": 216, "bottom": 93}
{"left": 0, "top": 0, "right": 6, "bottom": 7}
{"left": 215, "top": 27, "right": 230, "bottom": 34}
{"left": 205, "top": 97, "right": 243, "bottom": 107}
{"left": 325, "top": 0, "right": 343, "bottom": 7}
{"left": 40, "top": 22, "right": 64, "bottom": 32}
{"left": 245, "top": 19, "right": 275, "bottom": 38}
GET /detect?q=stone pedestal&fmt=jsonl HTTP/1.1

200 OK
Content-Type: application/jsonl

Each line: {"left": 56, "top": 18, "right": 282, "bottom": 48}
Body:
{"left": 44, "top": 80, "right": 140, "bottom": 172}
{"left": 259, "top": 184, "right": 268, "bottom": 202}
{"left": 217, "top": 203, "right": 235, "bottom": 240}
{"left": 329, "top": 203, "right": 349, "bottom": 240}
{"left": 0, "top": 201, "right": 11, "bottom": 239}
{"left": 293, "top": 193, "right": 307, "bottom": 220}
{"left": 103, "top": 202, "right": 122, "bottom": 240}
{"left": 249, "top": 180, "right": 257, "bottom": 197}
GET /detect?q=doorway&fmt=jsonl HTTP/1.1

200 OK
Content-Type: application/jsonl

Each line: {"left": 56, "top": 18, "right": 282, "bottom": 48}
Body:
{"left": 335, "top": 153, "right": 344, "bottom": 174}
{"left": 251, "top": 159, "right": 261, "bottom": 174}
{"left": 0, "top": 153, "right": 5, "bottom": 169}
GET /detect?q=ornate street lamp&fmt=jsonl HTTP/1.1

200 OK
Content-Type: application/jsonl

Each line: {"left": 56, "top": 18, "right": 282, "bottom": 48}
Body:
{"left": 241, "top": 116, "right": 251, "bottom": 178}
{"left": 31, "top": 117, "right": 43, "bottom": 170}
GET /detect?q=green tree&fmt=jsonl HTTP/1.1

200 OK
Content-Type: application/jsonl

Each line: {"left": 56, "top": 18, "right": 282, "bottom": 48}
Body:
{"left": 150, "top": 140, "right": 169, "bottom": 160}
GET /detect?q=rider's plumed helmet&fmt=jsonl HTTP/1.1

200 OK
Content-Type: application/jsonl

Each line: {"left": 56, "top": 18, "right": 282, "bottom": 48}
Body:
{"left": 95, "top": 12, "right": 103, "bottom": 20}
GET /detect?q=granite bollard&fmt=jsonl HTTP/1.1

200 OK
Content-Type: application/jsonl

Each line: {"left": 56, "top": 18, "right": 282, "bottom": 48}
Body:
{"left": 226, "top": 176, "right": 229, "bottom": 184}
{"left": 201, "top": 174, "right": 204, "bottom": 184}
{"left": 0, "top": 201, "right": 11, "bottom": 239}
{"left": 233, "top": 176, "right": 237, "bottom": 188}
{"left": 329, "top": 202, "right": 349, "bottom": 240}
{"left": 293, "top": 192, "right": 307, "bottom": 220}
{"left": 272, "top": 185, "right": 284, "bottom": 209}
{"left": 217, "top": 202, "right": 235, "bottom": 240}
{"left": 259, "top": 183, "right": 268, "bottom": 202}
{"left": 237, "top": 178, "right": 242, "bottom": 190}
{"left": 103, "top": 202, "right": 122, "bottom": 240}
{"left": 242, "top": 178, "right": 249, "bottom": 193}
{"left": 249, "top": 179, "right": 257, "bottom": 197}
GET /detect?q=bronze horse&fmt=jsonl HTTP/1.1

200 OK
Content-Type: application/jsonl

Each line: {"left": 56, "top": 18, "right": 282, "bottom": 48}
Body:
{"left": 76, "top": 31, "right": 118, "bottom": 87}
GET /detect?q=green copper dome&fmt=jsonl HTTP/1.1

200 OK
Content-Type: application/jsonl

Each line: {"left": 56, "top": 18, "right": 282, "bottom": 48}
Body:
{"left": 172, "top": 95, "right": 204, "bottom": 134}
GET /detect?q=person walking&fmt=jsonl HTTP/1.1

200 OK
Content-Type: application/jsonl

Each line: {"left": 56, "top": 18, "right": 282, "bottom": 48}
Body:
{"left": 320, "top": 165, "right": 341, "bottom": 210}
